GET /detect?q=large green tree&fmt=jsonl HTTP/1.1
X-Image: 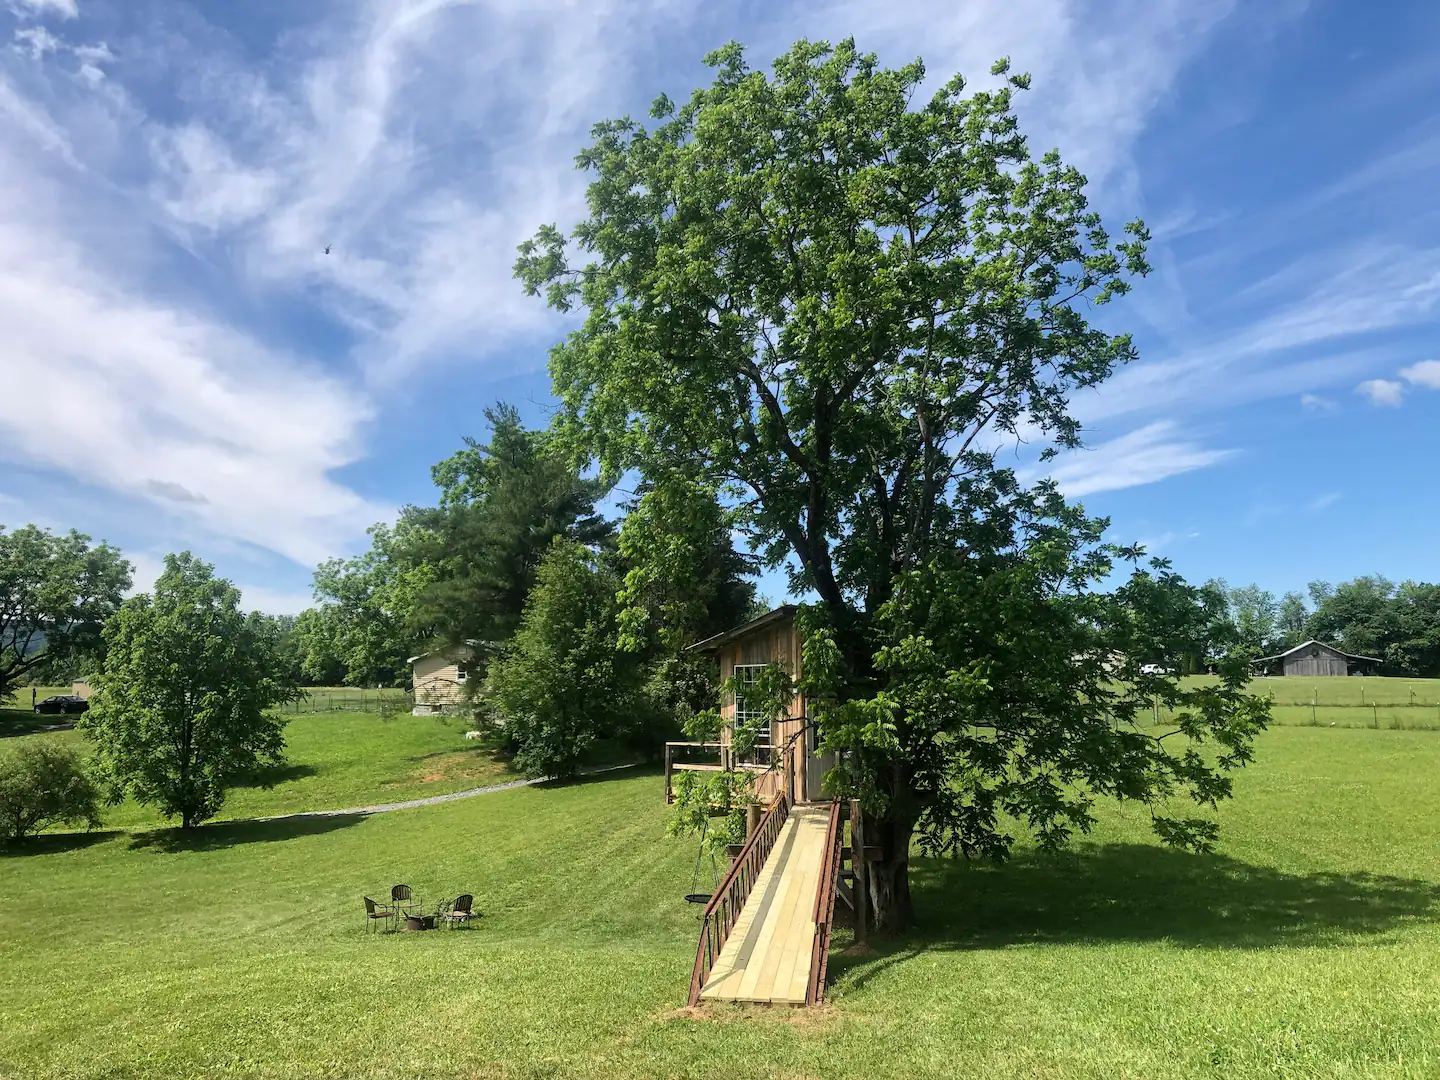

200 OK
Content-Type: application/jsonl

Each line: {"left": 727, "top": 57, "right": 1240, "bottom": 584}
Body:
{"left": 1211, "top": 581, "right": 1282, "bottom": 656}
{"left": 306, "top": 521, "right": 431, "bottom": 688}
{"left": 616, "top": 476, "right": 760, "bottom": 746}
{"left": 0, "top": 525, "right": 131, "bottom": 701}
{"left": 1277, "top": 591, "right": 1309, "bottom": 649}
{"left": 485, "top": 539, "right": 638, "bottom": 779}
{"left": 406, "top": 403, "right": 612, "bottom": 650}
{"left": 1305, "top": 576, "right": 1398, "bottom": 661}
{"left": 291, "top": 607, "right": 348, "bottom": 686}
{"left": 615, "top": 475, "right": 757, "bottom": 652}
{"left": 516, "top": 39, "right": 1269, "bottom": 928}
{"left": 81, "top": 553, "right": 300, "bottom": 828}
{"left": 1302, "top": 577, "right": 1440, "bottom": 677}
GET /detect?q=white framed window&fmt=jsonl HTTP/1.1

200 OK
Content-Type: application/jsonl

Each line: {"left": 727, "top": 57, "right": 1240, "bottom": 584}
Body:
{"left": 731, "top": 664, "right": 772, "bottom": 757}
{"left": 455, "top": 661, "right": 470, "bottom": 684}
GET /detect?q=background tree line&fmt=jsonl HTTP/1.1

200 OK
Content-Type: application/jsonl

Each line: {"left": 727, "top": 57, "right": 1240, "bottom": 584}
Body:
{"left": 285, "top": 403, "right": 762, "bottom": 780}
{"left": 1213, "top": 577, "right": 1440, "bottom": 675}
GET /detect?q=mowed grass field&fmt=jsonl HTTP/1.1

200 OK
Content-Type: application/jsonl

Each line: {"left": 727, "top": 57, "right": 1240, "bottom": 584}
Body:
{"left": 3, "top": 697, "right": 1440, "bottom": 1077}
{"left": 0, "top": 694, "right": 512, "bottom": 828}
{"left": 1163, "top": 675, "right": 1440, "bottom": 731}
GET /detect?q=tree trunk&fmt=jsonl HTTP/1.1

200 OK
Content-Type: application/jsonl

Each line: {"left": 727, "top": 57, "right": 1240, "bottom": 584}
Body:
{"left": 866, "top": 807, "right": 915, "bottom": 932}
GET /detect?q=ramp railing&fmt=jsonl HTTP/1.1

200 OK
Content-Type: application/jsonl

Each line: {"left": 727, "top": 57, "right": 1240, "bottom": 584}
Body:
{"left": 686, "top": 784, "right": 792, "bottom": 1005}
{"left": 805, "top": 798, "right": 845, "bottom": 1005}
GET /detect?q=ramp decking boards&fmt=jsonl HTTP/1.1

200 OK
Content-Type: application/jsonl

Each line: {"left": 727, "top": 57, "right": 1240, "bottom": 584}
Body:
{"left": 699, "top": 805, "right": 830, "bottom": 1005}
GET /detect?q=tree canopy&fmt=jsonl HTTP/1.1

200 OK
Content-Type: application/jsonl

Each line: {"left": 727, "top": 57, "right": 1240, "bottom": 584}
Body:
{"left": 516, "top": 37, "right": 1268, "bottom": 928}
{"left": 81, "top": 552, "right": 300, "bottom": 828}
{"left": 484, "top": 539, "right": 636, "bottom": 779}
{"left": 1214, "top": 575, "right": 1440, "bottom": 676}
{"left": 0, "top": 741, "right": 103, "bottom": 842}
{"left": 0, "top": 524, "right": 131, "bottom": 701}
{"left": 615, "top": 475, "right": 758, "bottom": 653}
{"left": 405, "top": 402, "right": 613, "bottom": 651}
{"left": 302, "top": 521, "right": 431, "bottom": 689}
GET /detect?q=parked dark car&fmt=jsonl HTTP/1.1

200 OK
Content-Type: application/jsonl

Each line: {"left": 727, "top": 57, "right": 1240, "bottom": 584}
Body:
{"left": 34, "top": 695, "right": 89, "bottom": 715}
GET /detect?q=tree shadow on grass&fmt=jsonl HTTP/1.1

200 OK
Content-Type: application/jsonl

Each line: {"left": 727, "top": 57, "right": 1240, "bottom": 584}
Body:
{"left": 1, "top": 830, "right": 125, "bottom": 857}
{"left": 533, "top": 762, "right": 656, "bottom": 790}
{"left": 127, "top": 812, "right": 367, "bottom": 853}
{"left": 230, "top": 761, "right": 320, "bottom": 789}
{"left": 0, "top": 709, "right": 76, "bottom": 738}
{"left": 830, "top": 843, "right": 1440, "bottom": 988}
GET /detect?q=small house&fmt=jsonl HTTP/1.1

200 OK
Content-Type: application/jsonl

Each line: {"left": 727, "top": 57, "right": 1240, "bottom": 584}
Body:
{"left": 668, "top": 605, "right": 837, "bottom": 804}
{"left": 1251, "top": 640, "right": 1382, "bottom": 677}
{"left": 409, "top": 642, "right": 480, "bottom": 715}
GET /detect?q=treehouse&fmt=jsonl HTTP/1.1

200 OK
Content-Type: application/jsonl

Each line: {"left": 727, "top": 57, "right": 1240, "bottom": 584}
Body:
{"left": 664, "top": 604, "right": 836, "bottom": 806}
{"left": 665, "top": 606, "right": 864, "bottom": 1007}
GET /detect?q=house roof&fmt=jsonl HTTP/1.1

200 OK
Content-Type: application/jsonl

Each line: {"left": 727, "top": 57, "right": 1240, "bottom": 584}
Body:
{"left": 406, "top": 639, "right": 487, "bottom": 665}
{"left": 1251, "top": 639, "right": 1383, "bottom": 665}
{"left": 687, "top": 604, "right": 798, "bottom": 654}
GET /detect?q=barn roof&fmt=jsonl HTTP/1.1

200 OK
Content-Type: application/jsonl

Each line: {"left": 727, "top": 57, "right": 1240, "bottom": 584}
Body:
{"left": 687, "top": 604, "right": 798, "bottom": 654}
{"left": 1251, "top": 639, "right": 1383, "bottom": 665}
{"left": 406, "top": 639, "right": 487, "bottom": 665}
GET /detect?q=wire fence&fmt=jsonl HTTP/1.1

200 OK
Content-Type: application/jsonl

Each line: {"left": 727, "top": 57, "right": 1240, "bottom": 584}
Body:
{"left": 286, "top": 688, "right": 415, "bottom": 715}
{"left": 1131, "top": 678, "right": 1440, "bottom": 731}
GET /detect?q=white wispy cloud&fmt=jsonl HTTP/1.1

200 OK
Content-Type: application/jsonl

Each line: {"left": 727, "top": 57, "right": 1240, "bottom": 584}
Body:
{"left": 1135, "top": 529, "right": 1199, "bottom": 553}
{"left": 145, "top": 0, "right": 687, "bottom": 385}
{"left": 1401, "top": 359, "right": 1440, "bottom": 389}
{"left": 236, "top": 583, "right": 315, "bottom": 616}
{"left": 1030, "top": 421, "right": 1235, "bottom": 498}
{"left": 13, "top": 25, "right": 60, "bottom": 58}
{"left": 0, "top": 0, "right": 1251, "bottom": 582}
{"left": 0, "top": 85, "right": 392, "bottom": 565}
{"left": 1299, "top": 392, "right": 1338, "bottom": 411}
{"left": 1308, "top": 492, "right": 1341, "bottom": 511}
{"left": 1081, "top": 242, "right": 1440, "bottom": 424}
{"left": 121, "top": 552, "right": 169, "bottom": 598}
{"left": 8, "top": 0, "right": 78, "bottom": 18}
{"left": 1356, "top": 378, "right": 1404, "bottom": 407}
{"left": 777, "top": 0, "right": 1242, "bottom": 190}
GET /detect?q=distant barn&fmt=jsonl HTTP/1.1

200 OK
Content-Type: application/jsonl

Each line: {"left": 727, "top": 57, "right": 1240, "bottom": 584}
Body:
{"left": 1251, "top": 640, "right": 1381, "bottom": 677}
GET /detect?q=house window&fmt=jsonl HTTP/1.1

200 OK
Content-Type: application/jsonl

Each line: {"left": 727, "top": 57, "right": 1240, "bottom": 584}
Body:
{"left": 732, "top": 664, "right": 772, "bottom": 761}
{"left": 455, "top": 661, "right": 470, "bottom": 684}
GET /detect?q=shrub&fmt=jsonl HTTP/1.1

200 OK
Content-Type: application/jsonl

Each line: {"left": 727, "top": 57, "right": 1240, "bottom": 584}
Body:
{"left": 0, "top": 741, "right": 104, "bottom": 841}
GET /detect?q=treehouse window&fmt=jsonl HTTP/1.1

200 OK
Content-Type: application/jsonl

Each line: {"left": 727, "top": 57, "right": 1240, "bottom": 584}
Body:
{"left": 731, "top": 664, "right": 771, "bottom": 759}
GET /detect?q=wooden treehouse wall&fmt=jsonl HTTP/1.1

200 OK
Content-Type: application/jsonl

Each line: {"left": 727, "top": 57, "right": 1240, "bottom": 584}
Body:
{"left": 717, "top": 619, "right": 807, "bottom": 802}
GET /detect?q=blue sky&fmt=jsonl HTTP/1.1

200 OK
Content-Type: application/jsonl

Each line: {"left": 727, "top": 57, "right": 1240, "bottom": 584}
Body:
{"left": 0, "top": 0, "right": 1436, "bottom": 613}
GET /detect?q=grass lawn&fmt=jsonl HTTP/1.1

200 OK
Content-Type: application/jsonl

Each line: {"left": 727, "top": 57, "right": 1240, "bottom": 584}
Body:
{"left": 2, "top": 725, "right": 1440, "bottom": 1079}
{"left": 0, "top": 704, "right": 514, "bottom": 827}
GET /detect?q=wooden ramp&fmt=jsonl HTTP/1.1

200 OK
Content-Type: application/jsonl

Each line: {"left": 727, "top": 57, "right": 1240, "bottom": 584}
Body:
{"left": 698, "top": 805, "right": 831, "bottom": 1005}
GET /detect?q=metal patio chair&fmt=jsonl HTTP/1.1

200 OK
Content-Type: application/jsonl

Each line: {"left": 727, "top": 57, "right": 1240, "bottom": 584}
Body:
{"left": 438, "top": 893, "right": 477, "bottom": 929}
{"left": 390, "top": 884, "right": 419, "bottom": 917}
{"left": 363, "top": 896, "right": 397, "bottom": 933}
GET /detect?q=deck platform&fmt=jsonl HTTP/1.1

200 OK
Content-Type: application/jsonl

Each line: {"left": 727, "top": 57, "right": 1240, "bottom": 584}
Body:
{"left": 698, "top": 805, "right": 830, "bottom": 1005}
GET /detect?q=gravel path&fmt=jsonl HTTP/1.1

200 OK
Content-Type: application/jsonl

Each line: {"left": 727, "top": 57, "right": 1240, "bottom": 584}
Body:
{"left": 255, "top": 761, "right": 643, "bottom": 822}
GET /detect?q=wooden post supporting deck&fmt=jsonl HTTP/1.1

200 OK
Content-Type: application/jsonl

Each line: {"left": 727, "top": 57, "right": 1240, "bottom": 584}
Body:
{"left": 746, "top": 802, "right": 763, "bottom": 840}
{"left": 850, "top": 799, "right": 868, "bottom": 945}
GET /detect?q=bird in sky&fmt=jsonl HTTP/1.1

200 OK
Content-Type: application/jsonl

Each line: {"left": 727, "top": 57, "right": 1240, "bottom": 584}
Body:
{"left": 323, "top": 245, "right": 331, "bottom": 255}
